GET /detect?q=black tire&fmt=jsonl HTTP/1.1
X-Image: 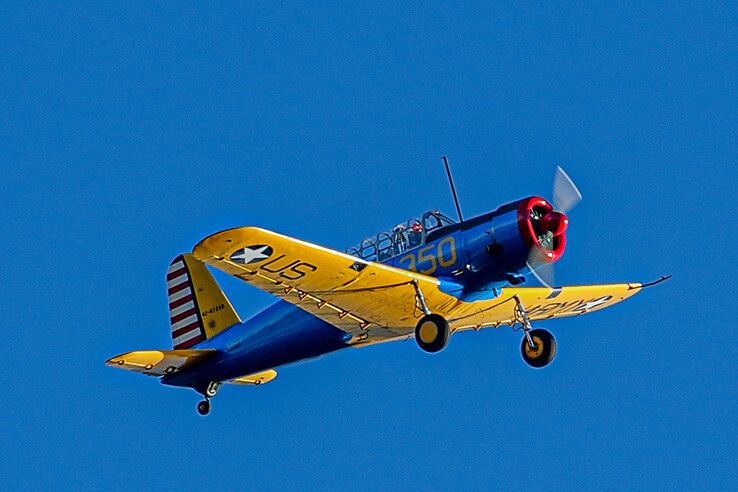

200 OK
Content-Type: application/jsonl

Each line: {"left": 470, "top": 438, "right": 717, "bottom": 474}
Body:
{"left": 521, "top": 328, "right": 557, "bottom": 368}
{"left": 414, "top": 314, "right": 450, "bottom": 353}
{"left": 196, "top": 400, "right": 210, "bottom": 416}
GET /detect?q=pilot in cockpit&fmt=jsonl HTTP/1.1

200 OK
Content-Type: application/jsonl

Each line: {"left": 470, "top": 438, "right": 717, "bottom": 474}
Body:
{"left": 392, "top": 224, "right": 407, "bottom": 254}
{"left": 408, "top": 222, "right": 423, "bottom": 248}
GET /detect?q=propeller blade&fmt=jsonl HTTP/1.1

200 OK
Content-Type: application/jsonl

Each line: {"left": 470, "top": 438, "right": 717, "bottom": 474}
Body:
{"left": 553, "top": 166, "right": 582, "bottom": 213}
{"left": 527, "top": 248, "right": 556, "bottom": 289}
{"left": 528, "top": 262, "right": 555, "bottom": 289}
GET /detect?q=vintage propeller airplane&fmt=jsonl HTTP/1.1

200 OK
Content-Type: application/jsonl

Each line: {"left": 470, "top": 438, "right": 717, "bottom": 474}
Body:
{"left": 107, "top": 159, "right": 668, "bottom": 415}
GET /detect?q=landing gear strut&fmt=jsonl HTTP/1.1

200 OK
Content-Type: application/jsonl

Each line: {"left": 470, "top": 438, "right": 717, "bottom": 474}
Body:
{"left": 412, "top": 280, "right": 450, "bottom": 353}
{"left": 514, "top": 295, "right": 557, "bottom": 368}
{"left": 205, "top": 381, "right": 220, "bottom": 398}
{"left": 520, "top": 329, "right": 556, "bottom": 368}
{"left": 196, "top": 381, "right": 221, "bottom": 416}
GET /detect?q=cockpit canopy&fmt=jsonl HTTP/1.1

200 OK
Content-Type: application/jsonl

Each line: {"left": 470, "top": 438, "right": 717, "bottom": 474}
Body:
{"left": 346, "top": 210, "right": 457, "bottom": 262}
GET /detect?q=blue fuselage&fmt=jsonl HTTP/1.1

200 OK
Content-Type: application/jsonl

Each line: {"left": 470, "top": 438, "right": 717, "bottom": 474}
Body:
{"left": 162, "top": 300, "right": 349, "bottom": 388}
{"left": 163, "top": 198, "right": 540, "bottom": 389}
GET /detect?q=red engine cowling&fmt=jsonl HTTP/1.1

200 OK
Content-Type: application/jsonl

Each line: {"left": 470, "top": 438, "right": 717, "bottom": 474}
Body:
{"left": 517, "top": 196, "right": 567, "bottom": 263}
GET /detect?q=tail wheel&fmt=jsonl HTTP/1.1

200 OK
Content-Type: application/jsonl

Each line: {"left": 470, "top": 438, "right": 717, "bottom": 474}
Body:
{"left": 521, "top": 328, "right": 557, "bottom": 368}
{"left": 415, "top": 314, "right": 450, "bottom": 353}
{"left": 196, "top": 399, "right": 211, "bottom": 416}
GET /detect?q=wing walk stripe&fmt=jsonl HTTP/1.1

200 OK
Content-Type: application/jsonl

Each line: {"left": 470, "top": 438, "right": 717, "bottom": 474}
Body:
{"left": 170, "top": 307, "right": 198, "bottom": 324}
{"left": 170, "top": 300, "right": 195, "bottom": 317}
{"left": 166, "top": 267, "right": 187, "bottom": 281}
{"left": 167, "top": 281, "right": 191, "bottom": 295}
{"left": 168, "top": 287, "right": 192, "bottom": 303}
{"left": 171, "top": 313, "right": 199, "bottom": 331}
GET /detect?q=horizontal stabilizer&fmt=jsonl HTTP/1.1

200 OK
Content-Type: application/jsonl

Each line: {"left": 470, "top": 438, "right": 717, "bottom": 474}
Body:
{"left": 105, "top": 349, "right": 216, "bottom": 377}
{"left": 228, "top": 369, "right": 277, "bottom": 386}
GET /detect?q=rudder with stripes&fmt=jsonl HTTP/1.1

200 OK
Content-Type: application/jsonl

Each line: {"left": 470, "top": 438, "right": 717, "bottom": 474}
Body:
{"left": 166, "top": 253, "right": 241, "bottom": 349}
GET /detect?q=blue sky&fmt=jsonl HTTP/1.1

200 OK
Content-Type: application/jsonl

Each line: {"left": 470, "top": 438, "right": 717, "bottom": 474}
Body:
{"left": 1, "top": 2, "right": 735, "bottom": 490}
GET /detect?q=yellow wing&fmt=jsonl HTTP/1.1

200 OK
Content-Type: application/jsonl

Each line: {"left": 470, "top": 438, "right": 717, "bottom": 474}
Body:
{"left": 446, "top": 283, "right": 642, "bottom": 332}
{"left": 193, "top": 226, "right": 451, "bottom": 343}
{"left": 193, "top": 227, "right": 650, "bottom": 346}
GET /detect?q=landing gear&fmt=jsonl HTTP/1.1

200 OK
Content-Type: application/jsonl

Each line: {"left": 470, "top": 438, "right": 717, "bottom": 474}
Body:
{"left": 513, "top": 295, "right": 557, "bottom": 368}
{"left": 205, "top": 381, "right": 220, "bottom": 398}
{"left": 195, "top": 381, "right": 220, "bottom": 416}
{"left": 415, "top": 314, "right": 450, "bottom": 353}
{"left": 197, "top": 399, "right": 211, "bottom": 416}
{"left": 520, "top": 328, "right": 557, "bottom": 368}
{"left": 412, "top": 280, "right": 450, "bottom": 353}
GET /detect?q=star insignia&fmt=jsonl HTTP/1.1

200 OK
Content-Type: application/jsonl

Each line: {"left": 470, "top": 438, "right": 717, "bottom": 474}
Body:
{"left": 230, "top": 245, "right": 273, "bottom": 264}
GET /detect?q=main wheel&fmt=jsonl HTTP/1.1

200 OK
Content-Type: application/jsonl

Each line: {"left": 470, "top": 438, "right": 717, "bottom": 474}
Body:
{"left": 521, "top": 328, "right": 557, "bottom": 368}
{"left": 415, "top": 314, "right": 450, "bottom": 353}
{"left": 196, "top": 399, "right": 210, "bottom": 416}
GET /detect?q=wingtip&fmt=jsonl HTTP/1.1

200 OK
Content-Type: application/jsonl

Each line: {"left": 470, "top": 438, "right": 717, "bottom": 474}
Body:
{"left": 192, "top": 226, "right": 259, "bottom": 261}
{"left": 105, "top": 356, "right": 123, "bottom": 367}
{"left": 641, "top": 275, "right": 672, "bottom": 288}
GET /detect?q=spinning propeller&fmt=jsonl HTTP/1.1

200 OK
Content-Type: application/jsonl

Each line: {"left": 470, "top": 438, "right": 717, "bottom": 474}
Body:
{"left": 527, "top": 166, "right": 582, "bottom": 288}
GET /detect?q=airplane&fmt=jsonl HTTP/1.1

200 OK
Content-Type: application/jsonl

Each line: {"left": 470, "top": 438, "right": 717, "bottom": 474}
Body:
{"left": 107, "top": 160, "right": 669, "bottom": 415}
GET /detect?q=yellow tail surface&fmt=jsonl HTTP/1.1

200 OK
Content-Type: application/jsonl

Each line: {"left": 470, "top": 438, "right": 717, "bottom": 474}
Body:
{"left": 106, "top": 349, "right": 277, "bottom": 385}
{"left": 106, "top": 349, "right": 216, "bottom": 376}
{"left": 166, "top": 253, "right": 241, "bottom": 349}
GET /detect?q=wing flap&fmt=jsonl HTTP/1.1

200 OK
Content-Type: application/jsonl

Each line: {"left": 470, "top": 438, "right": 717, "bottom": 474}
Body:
{"left": 105, "top": 349, "right": 217, "bottom": 377}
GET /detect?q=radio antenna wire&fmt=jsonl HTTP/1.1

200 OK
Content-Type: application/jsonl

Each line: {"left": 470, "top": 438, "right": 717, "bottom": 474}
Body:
{"left": 442, "top": 155, "right": 464, "bottom": 223}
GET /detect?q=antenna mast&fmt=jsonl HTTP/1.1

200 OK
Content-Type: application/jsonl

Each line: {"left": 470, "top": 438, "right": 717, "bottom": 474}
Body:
{"left": 442, "top": 155, "right": 464, "bottom": 223}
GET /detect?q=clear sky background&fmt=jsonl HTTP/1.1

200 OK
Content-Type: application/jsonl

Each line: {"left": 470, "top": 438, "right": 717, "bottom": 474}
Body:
{"left": 1, "top": 2, "right": 735, "bottom": 490}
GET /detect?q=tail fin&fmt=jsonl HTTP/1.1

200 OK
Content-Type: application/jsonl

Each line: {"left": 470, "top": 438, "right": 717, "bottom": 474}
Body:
{"left": 166, "top": 253, "right": 241, "bottom": 349}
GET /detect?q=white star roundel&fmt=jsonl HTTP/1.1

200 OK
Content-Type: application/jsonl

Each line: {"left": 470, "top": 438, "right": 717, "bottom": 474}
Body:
{"left": 230, "top": 245, "right": 273, "bottom": 264}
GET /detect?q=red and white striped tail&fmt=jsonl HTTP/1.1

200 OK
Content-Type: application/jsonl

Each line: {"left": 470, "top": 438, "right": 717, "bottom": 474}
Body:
{"left": 167, "top": 255, "right": 206, "bottom": 349}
